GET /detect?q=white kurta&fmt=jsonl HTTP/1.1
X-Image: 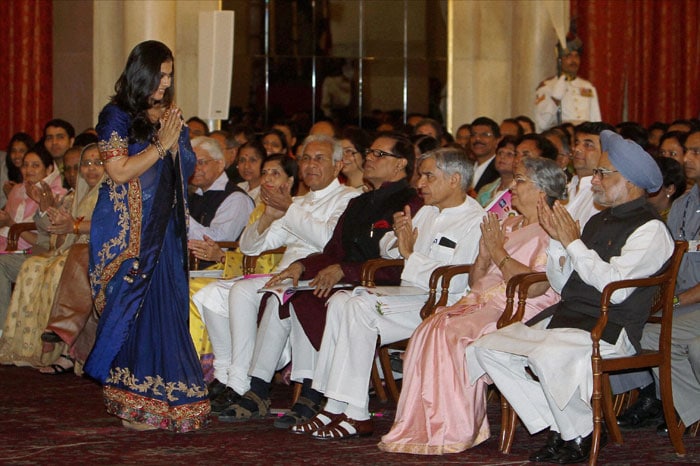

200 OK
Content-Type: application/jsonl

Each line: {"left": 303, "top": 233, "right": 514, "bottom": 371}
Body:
{"left": 467, "top": 217, "right": 673, "bottom": 440}
{"left": 300, "top": 197, "right": 486, "bottom": 416}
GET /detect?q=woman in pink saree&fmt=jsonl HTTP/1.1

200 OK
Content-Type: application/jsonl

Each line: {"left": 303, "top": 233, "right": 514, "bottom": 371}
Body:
{"left": 378, "top": 157, "right": 567, "bottom": 455}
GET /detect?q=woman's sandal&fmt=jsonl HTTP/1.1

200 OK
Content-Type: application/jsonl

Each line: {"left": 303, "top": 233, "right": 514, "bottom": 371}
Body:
{"left": 218, "top": 390, "right": 270, "bottom": 423}
{"left": 122, "top": 419, "right": 158, "bottom": 431}
{"left": 39, "top": 354, "right": 74, "bottom": 375}
{"left": 289, "top": 410, "right": 339, "bottom": 435}
{"left": 312, "top": 414, "right": 374, "bottom": 440}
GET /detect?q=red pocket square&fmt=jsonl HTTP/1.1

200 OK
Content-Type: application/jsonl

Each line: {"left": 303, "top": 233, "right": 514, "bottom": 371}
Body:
{"left": 373, "top": 220, "right": 391, "bottom": 229}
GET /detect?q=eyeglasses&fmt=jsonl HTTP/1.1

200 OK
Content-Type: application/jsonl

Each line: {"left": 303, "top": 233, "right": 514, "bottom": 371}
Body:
{"left": 343, "top": 148, "right": 360, "bottom": 157}
{"left": 365, "top": 148, "right": 400, "bottom": 159}
{"left": 195, "top": 158, "right": 219, "bottom": 166}
{"left": 81, "top": 160, "right": 104, "bottom": 167}
{"left": 592, "top": 167, "right": 619, "bottom": 178}
{"left": 659, "top": 150, "right": 680, "bottom": 158}
{"left": 496, "top": 150, "right": 515, "bottom": 158}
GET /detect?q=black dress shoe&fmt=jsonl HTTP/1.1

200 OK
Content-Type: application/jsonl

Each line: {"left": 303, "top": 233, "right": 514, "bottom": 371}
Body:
{"left": 617, "top": 395, "right": 663, "bottom": 428}
{"left": 207, "top": 378, "right": 226, "bottom": 400}
{"left": 552, "top": 430, "right": 606, "bottom": 464}
{"left": 553, "top": 433, "right": 593, "bottom": 464}
{"left": 210, "top": 387, "right": 241, "bottom": 414}
{"left": 529, "top": 431, "right": 564, "bottom": 462}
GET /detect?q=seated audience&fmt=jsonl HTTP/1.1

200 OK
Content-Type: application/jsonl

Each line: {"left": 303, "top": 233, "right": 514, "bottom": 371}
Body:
{"left": 193, "top": 135, "right": 359, "bottom": 413}
{"left": 288, "top": 147, "right": 485, "bottom": 438}
{"left": 514, "top": 133, "right": 558, "bottom": 162}
{"left": 2, "top": 132, "right": 34, "bottom": 204}
{"left": 515, "top": 115, "right": 536, "bottom": 135}
{"left": 617, "top": 128, "right": 700, "bottom": 433}
{"left": 187, "top": 116, "right": 209, "bottom": 139}
{"left": 236, "top": 140, "right": 266, "bottom": 204}
{"left": 413, "top": 118, "right": 443, "bottom": 142}
{"left": 338, "top": 127, "right": 371, "bottom": 190}
{"left": 0, "top": 143, "right": 105, "bottom": 371}
{"left": 658, "top": 130, "right": 688, "bottom": 165}
{"left": 647, "top": 156, "right": 686, "bottom": 221}
{"left": 188, "top": 136, "right": 254, "bottom": 250}
{"left": 468, "top": 130, "right": 673, "bottom": 463}
{"left": 187, "top": 153, "right": 298, "bottom": 357}
{"left": 476, "top": 135, "right": 517, "bottom": 207}
{"left": 61, "top": 147, "right": 82, "bottom": 191}
{"left": 43, "top": 119, "right": 76, "bottom": 168}
{"left": 219, "top": 132, "right": 422, "bottom": 425}
{"left": 262, "top": 128, "right": 290, "bottom": 156}
{"left": 379, "top": 157, "right": 565, "bottom": 453}
{"left": 500, "top": 118, "right": 524, "bottom": 138}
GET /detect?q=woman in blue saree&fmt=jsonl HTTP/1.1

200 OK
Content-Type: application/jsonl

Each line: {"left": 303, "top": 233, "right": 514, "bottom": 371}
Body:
{"left": 85, "top": 40, "right": 209, "bottom": 432}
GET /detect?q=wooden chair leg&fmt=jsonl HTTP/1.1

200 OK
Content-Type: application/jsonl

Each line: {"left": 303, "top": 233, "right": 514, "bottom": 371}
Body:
{"left": 499, "top": 394, "right": 517, "bottom": 454}
{"left": 378, "top": 347, "right": 401, "bottom": 404}
{"left": 371, "top": 358, "right": 388, "bottom": 404}
{"left": 658, "top": 361, "right": 687, "bottom": 456}
{"left": 690, "top": 420, "right": 699, "bottom": 438}
{"left": 291, "top": 382, "right": 302, "bottom": 406}
{"left": 601, "top": 375, "right": 623, "bottom": 445}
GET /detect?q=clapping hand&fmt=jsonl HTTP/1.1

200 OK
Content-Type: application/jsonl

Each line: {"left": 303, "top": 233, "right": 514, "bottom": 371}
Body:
{"left": 393, "top": 205, "right": 417, "bottom": 258}
{"left": 537, "top": 198, "right": 580, "bottom": 247}
{"left": 479, "top": 212, "right": 505, "bottom": 258}
{"left": 27, "top": 181, "right": 57, "bottom": 212}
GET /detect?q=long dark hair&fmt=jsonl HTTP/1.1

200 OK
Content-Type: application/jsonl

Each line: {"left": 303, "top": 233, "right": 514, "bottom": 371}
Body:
{"left": 6, "top": 132, "right": 35, "bottom": 183}
{"left": 111, "top": 40, "right": 174, "bottom": 142}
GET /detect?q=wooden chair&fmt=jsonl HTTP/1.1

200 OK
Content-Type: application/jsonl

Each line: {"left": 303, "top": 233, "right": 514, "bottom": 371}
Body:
{"left": 357, "top": 258, "right": 404, "bottom": 404}
{"left": 243, "top": 246, "right": 286, "bottom": 275}
{"left": 7, "top": 222, "right": 37, "bottom": 251}
{"left": 372, "top": 262, "right": 473, "bottom": 404}
{"left": 497, "top": 241, "right": 688, "bottom": 464}
{"left": 589, "top": 240, "right": 688, "bottom": 464}
{"left": 496, "top": 272, "right": 549, "bottom": 453}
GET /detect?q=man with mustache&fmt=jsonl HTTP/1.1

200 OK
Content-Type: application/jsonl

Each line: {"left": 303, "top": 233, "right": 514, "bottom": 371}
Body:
{"left": 470, "top": 116, "right": 501, "bottom": 192}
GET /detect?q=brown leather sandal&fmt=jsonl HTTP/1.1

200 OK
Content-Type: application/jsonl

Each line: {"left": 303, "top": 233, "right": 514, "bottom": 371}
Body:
{"left": 289, "top": 410, "right": 340, "bottom": 435}
{"left": 311, "top": 413, "right": 374, "bottom": 440}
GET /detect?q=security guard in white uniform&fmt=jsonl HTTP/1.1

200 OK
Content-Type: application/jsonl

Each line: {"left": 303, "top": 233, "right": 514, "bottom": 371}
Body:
{"left": 534, "top": 27, "right": 601, "bottom": 131}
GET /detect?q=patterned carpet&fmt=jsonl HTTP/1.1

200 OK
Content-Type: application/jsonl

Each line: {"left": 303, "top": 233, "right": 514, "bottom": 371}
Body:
{"left": 1, "top": 365, "right": 698, "bottom": 465}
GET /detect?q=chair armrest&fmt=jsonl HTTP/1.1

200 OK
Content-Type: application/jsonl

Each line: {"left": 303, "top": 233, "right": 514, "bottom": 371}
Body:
{"left": 360, "top": 258, "right": 404, "bottom": 287}
{"left": 419, "top": 264, "right": 473, "bottom": 320}
{"left": 591, "top": 240, "right": 687, "bottom": 346}
{"left": 190, "top": 241, "right": 239, "bottom": 270}
{"left": 498, "top": 272, "right": 549, "bottom": 328}
{"left": 7, "top": 222, "right": 37, "bottom": 251}
{"left": 243, "top": 246, "right": 286, "bottom": 275}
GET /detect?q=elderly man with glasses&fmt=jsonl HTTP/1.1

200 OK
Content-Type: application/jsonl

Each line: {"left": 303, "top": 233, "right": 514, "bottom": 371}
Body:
{"left": 468, "top": 130, "right": 673, "bottom": 463}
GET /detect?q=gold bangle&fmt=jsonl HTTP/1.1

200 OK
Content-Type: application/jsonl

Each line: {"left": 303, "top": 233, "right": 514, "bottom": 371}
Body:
{"left": 497, "top": 255, "right": 512, "bottom": 269}
{"left": 153, "top": 138, "right": 166, "bottom": 159}
{"left": 73, "top": 216, "right": 84, "bottom": 235}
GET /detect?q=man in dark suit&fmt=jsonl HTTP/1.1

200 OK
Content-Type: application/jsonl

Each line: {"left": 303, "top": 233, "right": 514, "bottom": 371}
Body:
{"left": 470, "top": 116, "right": 501, "bottom": 192}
